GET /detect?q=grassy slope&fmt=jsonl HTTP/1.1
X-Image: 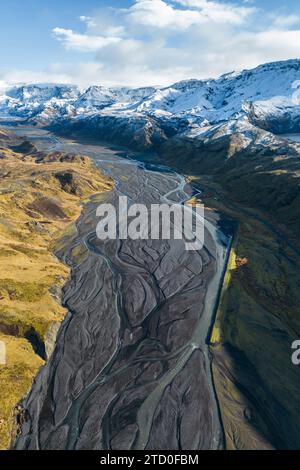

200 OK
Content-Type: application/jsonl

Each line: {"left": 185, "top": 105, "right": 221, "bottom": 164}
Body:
{"left": 207, "top": 189, "right": 300, "bottom": 449}
{"left": 162, "top": 129, "right": 300, "bottom": 449}
{"left": 0, "top": 130, "right": 113, "bottom": 449}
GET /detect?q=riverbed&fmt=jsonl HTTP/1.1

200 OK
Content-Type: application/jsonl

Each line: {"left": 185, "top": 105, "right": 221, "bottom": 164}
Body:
{"left": 9, "top": 127, "right": 231, "bottom": 450}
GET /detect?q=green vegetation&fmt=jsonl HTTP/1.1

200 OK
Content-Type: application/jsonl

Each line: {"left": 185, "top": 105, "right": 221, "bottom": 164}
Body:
{"left": 162, "top": 129, "right": 300, "bottom": 449}
{"left": 0, "top": 279, "right": 47, "bottom": 303}
{"left": 203, "top": 185, "right": 300, "bottom": 450}
{"left": 0, "top": 130, "right": 113, "bottom": 449}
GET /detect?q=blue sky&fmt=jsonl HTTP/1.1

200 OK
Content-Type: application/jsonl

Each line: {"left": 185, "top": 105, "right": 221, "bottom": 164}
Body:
{"left": 0, "top": 0, "right": 300, "bottom": 86}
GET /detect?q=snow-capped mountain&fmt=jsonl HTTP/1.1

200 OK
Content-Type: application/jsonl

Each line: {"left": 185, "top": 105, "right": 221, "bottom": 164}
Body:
{"left": 1, "top": 59, "right": 300, "bottom": 136}
{"left": 133, "top": 59, "right": 300, "bottom": 127}
{"left": 0, "top": 83, "right": 81, "bottom": 119}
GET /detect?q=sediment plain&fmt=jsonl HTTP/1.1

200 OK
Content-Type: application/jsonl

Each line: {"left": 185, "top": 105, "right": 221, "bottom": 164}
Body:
{"left": 6, "top": 128, "right": 231, "bottom": 450}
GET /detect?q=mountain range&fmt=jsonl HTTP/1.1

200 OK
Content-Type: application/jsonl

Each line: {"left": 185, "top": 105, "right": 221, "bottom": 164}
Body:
{"left": 1, "top": 59, "right": 300, "bottom": 450}
{"left": 1, "top": 59, "right": 300, "bottom": 140}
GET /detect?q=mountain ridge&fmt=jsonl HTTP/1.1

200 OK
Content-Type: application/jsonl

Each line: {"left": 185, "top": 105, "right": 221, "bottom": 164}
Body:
{"left": 1, "top": 59, "right": 300, "bottom": 136}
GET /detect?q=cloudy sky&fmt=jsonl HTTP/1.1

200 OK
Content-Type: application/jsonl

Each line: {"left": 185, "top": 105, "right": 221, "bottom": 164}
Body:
{"left": 1, "top": 0, "right": 300, "bottom": 87}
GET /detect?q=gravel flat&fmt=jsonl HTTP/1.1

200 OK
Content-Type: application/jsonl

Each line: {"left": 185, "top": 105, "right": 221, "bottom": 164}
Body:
{"left": 11, "top": 129, "right": 231, "bottom": 450}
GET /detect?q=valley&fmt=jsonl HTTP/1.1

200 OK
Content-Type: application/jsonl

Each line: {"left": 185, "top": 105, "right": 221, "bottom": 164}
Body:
{"left": 1, "top": 58, "right": 300, "bottom": 450}
{"left": 6, "top": 127, "right": 230, "bottom": 450}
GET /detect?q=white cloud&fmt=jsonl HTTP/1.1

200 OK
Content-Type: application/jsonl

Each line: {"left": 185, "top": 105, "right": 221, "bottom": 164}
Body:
{"left": 272, "top": 14, "right": 300, "bottom": 29}
{"left": 173, "top": 0, "right": 253, "bottom": 24}
{"left": 52, "top": 27, "right": 121, "bottom": 51}
{"left": 126, "top": 0, "right": 253, "bottom": 30}
{"left": 238, "top": 29, "right": 300, "bottom": 62}
{"left": 0, "top": 67, "right": 73, "bottom": 86}
{"left": 4, "top": 0, "right": 300, "bottom": 87}
{"left": 127, "top": 0, "right": 202, "bottom": 30}
{"left": 79, "top": 16, "right": 97, "bottom": 28}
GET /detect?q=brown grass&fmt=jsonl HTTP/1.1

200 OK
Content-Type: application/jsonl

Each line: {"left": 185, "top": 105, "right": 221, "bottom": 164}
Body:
{"left": 0, "top": 133, "right": 113, "bottom": 449}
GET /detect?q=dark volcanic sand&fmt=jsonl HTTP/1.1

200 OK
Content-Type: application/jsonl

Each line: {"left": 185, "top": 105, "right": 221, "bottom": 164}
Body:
{"left": 10, "top": 128, "right": 231, "bottom": 450}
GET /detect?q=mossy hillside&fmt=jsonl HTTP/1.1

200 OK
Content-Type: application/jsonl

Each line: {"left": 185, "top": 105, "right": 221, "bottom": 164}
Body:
{"left": 0, "top": 130, "right": 113, "bottom": 449}
{"left": 199, "top": 179, "right": 300, "bottom": 450}
{"left": 167, "top": 131, "right": 300, "bottom": 448}
{"left": 0, "top": 279, "right": 47, "bottom": 303}
{"left": 0, "top": 306, "right": 49, "bottom": 339}
{"left": 0, "top": 334, "right": 44, "bottom": 450}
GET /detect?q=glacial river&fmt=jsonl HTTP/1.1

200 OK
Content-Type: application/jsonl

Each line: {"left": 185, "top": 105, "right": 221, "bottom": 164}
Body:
{"left": 9, "top": 127, "right": 231, "bottom": 450}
